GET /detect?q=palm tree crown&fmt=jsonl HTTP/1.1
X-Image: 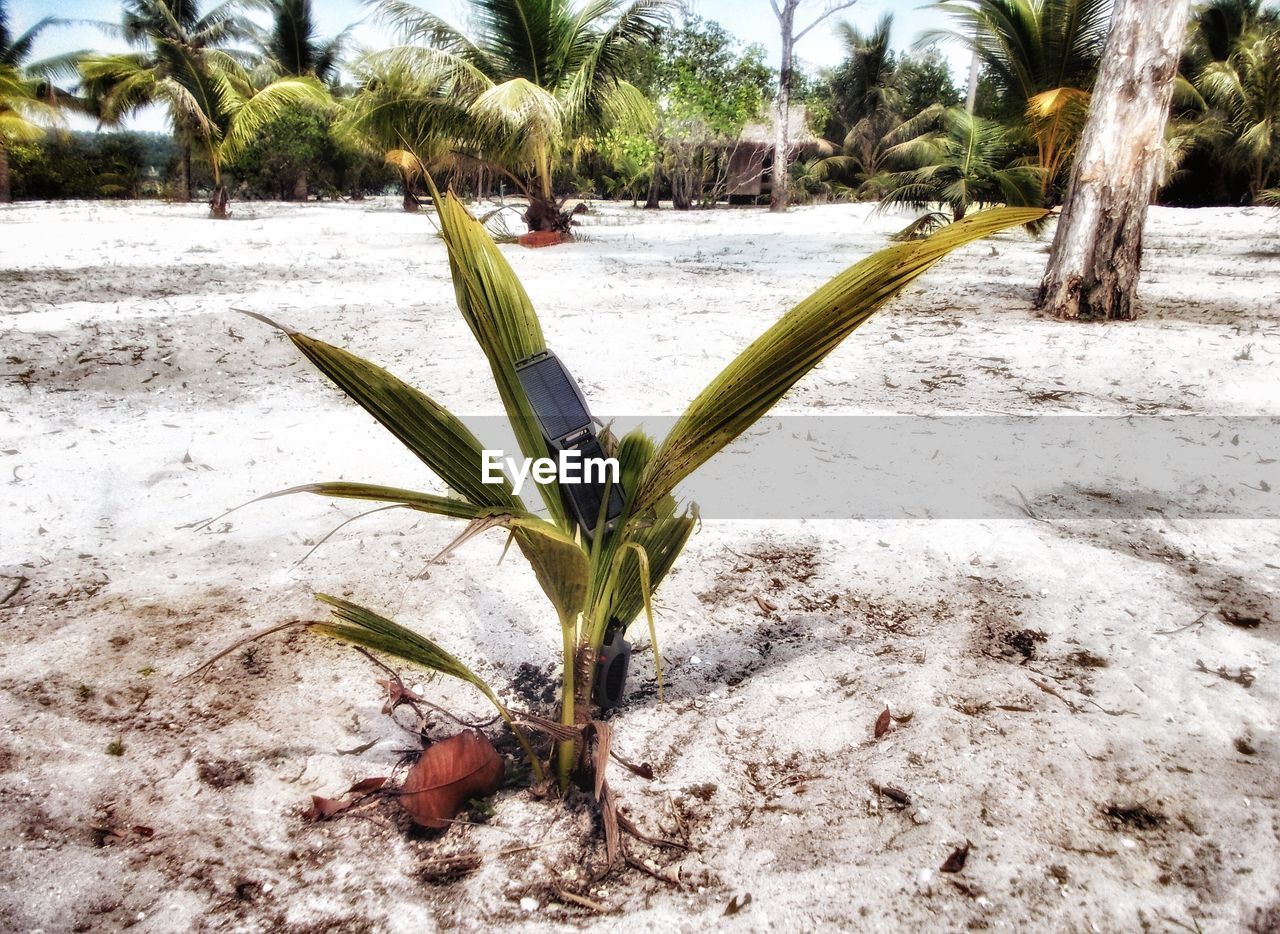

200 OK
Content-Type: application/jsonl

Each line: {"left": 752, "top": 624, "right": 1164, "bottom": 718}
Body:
{"left": 260, "top": 0, "right": 347, "bottom": 83}
{"left": 346, "top": 0, "right": 673, "bottom": 229}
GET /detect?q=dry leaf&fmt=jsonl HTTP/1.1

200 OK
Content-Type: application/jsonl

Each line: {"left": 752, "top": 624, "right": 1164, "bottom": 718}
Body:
{"left": 940, "top": 841, "right": 971, "bottom": 873}
{"left": 753, "top": 595, "right": 777, "bottom": 614}
{"left": 724, "top": 893, "right": 753, "bottom": 915}
{"left": 304, "top": 775, "right": 389, "bottom": 820}
{"left": 874, "top": 706, "right": 892, "bottom": 738}
{"left": 305, "top": 796, "right": 353, "bottom": 820}
{"left": 398, "top": 730, "right": 505, "bottom": 830}
{"left": 378, "top": 678, "right": 423, "bottom": 714}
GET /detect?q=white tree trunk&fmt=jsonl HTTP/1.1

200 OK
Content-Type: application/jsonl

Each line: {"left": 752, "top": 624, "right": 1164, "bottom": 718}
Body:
{"left": 772, "top": 4, "right": 796, "bottom": 214}
{"left": 1037, "top": 0, "right": 1191, "bottom": 320}
{"left": 964, "top": 46, "right": 980, "bottom": 114}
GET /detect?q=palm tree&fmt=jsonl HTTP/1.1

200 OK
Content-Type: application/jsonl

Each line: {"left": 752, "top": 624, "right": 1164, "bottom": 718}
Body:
{"left": 0, "top": 3, "right": 80, "bottom": 203}
{"left": 925, "top": 0, "right": 1112, "bottom": 198}
{"left": 1194, "top": 27, "right": 1280, "bottom": 200}
{"left": 817, "top": 15, "right": 955, "bottom": 200}
{"left": 257, "top": 0, "right": 346, "bottom": 83}
{"left": 82, "top": 0, "right": 251, "bottom": 202}
{"left": 345, "top": 0, "right": 673, "bottom": 231}
{"left": 1184, "top": 0, "right": 1278, "bottom": 65}
{"left": 828, "top": 14, "right": 899, "bottom": 141}
{"left": 82, "top": 0, "right": 327, "bottom": 217}
{"left": 255, "top": 0, "right": 351, "bottom": 199}
{"left": 878, "top": 107, "right": 1043, "bottom": 227}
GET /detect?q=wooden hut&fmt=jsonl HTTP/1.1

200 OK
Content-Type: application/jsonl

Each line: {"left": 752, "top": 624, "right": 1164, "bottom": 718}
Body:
{"left": 726, "top": 105, "right": 829, "bottom": 204}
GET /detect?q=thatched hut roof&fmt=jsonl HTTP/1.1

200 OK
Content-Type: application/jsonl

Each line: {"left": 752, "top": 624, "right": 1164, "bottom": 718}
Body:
{"left": 738, "top": 104, "right": 833, "bottom": 155}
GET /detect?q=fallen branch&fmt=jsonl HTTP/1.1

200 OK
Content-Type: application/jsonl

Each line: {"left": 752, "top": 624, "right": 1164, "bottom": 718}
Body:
{"left": 0, "top": 575, "right": 27, "bottom": 608}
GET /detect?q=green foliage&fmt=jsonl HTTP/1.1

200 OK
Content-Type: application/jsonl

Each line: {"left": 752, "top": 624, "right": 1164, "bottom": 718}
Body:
{"left": 259, "top": 0, "right": 348, "bottom": 83}
{"left": 9, "top": 130, "right": 175, "bottom": 199}
{"left": 924, "top": 0, "right": 1110, "bottom": 196}
{"left": 812, "top": 16, "right": 963, "bottom": 203}
{"left": 634, "top": 15, "right": 774, "bottom": 208}
{"left": 658, "top": 18, "right": 773, "bottom": 137}
{"left": 1165, "top": 1, "right": 1280, "bottom": 204}
{"left": 878, "top": 107, "right": 1043, "bottom": 221}
{"left": 896, "top": 50, "right": 963, "bottom": 119}
{"left": 227, "top": 108, "right": 328, "bottom": 198}
{"left": 81, "top": 0, "right": 330, "bottom": 213}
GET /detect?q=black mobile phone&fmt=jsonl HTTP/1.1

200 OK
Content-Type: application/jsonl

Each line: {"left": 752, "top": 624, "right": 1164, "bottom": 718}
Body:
{"left": 514, "top": 350, "right": 624, "bottom": 539}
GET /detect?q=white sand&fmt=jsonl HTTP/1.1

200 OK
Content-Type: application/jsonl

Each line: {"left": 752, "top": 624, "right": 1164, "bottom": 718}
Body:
{"left": 1, "top": 196, "right": 1278, "bottom": 932}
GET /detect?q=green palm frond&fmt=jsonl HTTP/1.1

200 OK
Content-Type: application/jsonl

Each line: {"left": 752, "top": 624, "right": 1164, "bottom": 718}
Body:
{"left": 430, "top": 183, "right": 572, "bottom": 530}
{"left": 470, "top": 76, "right": 565, "bottom": 162}
{"left": 219, "top": 75, "right": 329, "bottom": 159}
{"left": 245, "top": 314, "right": 523, "bottom": 511}
{"left": 310, "top": 594, "right": 546, "bottom": 781}
{"left": 632, "top": 206, "right": 1050, "bottom": 512}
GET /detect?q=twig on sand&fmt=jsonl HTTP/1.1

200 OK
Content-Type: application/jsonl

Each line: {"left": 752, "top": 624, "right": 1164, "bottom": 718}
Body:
{"left": 0, "top": 575, "right": 27, "bottom": 608}
{"left": 178, "top": 620, "right": 308, "bottom": 681}
{"left": 1029, "top": 676, "right": 1080, "bottom": 712}
{"left": 354, "top": 646, "right": 502, "bottom": 729}
{"left": 1028, "top": 676, "right": 1132, "bottom": 717}
{"left": 554, "top": 888, "right": 613, "bottom": 913}
{"left": 1012, "top": 486, "right": 1046, "bottom": 522}
{"left": 1153, "top": 611, "right": 1209, "bottom": 636}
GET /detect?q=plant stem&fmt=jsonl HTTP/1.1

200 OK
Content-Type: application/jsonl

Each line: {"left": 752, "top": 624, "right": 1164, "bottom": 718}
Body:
{"left": 556, "top": 620, "right": 576, "bottom": 791}
{"left": 499, "top": 710, "right": 547, "bottom": 785}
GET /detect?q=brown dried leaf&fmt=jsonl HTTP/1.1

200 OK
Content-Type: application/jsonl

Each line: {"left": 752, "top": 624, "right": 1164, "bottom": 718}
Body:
{"left": 874, "top": 706, "right": 892, "bottom": 738}
{"left": 398, "top": 730, "right": 505, "bottom": 830}
{"left": 724, "top": 893, "right": 753, "bottom": 915}
{"left": 304, "top": 775, "right": 389, "bottom": 820}
{"left": 378, "top": 677, "right": 423, "bottom": 714}
{"left": 305, "top": 795, "right": 353, "bottom": 820}
{"left": 940, "top": 841, "right": 971, "bottom": 873}
{"left": 754, "top": 595, "right": 778, "bottom": 614}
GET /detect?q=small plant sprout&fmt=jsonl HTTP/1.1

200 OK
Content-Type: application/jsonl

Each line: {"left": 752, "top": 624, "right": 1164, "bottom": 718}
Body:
{"left": 219, "top": 178, "right": 1044, "bottom": 819}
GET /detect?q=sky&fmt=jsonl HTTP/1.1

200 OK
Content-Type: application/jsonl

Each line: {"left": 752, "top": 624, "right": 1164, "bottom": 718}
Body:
{"left": 12, "top": 0, "right": 971, "bottom": 133}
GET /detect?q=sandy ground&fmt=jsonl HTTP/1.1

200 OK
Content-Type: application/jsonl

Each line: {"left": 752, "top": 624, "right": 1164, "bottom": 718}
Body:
{"left": 1, "top": 196, "right": 1279, "bottom": 933}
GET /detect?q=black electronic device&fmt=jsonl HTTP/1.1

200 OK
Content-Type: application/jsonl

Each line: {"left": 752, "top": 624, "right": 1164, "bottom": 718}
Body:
{"left": 514, "top": 350, "right": 624, "bottom": 539}
{"left": 593, "top": 618, "right": 632, "bottom": 712}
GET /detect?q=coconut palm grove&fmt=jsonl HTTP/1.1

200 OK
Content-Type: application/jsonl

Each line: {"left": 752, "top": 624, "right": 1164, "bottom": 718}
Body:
{"left": 1, "top": 0, "right": 1278, "bottom": 930}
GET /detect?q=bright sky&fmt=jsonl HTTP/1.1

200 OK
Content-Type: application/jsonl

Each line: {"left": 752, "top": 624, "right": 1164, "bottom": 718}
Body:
{"left": 14, "top": 0, "right": 970, "bottom": 133}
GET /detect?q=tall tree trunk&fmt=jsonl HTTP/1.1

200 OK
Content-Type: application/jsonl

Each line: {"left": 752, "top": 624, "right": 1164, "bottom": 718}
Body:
{"left": 644, "top": 151, "right": 662, "bottom": 209}
{"left": 1036, "top": 0, "right": 1191, "bottom": 321}
{"left": 401, "top": 175, "right": 419, "bottom": 212}
{"left": 209, "top": 185, "right": 230, "bottom": 219}
{"left": 291, "top": 169, "right": 308, "bottom": 202}
{"left": 0, "top": 140, "right": 11, "bottom": 204}
{"left": 964, "top": 45, "right": 980, "bottom": 114}
{"left": 176, "top": 141, "right": 193, "bottom": 203}
{"left": 771, "top": 10, "right": 795, "bottom": 214}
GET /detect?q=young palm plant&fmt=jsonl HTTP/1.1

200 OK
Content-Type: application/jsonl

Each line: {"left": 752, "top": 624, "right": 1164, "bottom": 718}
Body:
{"left": 925, "top": 0, "right": 1110, "bottom": 197}
{"left": 879, "top": 107, "right": 1043, "bottom": 235}
{"left": 234, "top": 185, "right": 1045, "bottom": 804}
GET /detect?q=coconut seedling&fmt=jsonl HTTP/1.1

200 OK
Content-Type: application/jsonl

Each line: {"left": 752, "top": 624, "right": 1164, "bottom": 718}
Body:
{"left": 229, "top": 189, "right": 1045, "bottom": 820}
